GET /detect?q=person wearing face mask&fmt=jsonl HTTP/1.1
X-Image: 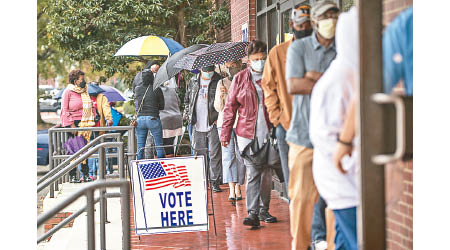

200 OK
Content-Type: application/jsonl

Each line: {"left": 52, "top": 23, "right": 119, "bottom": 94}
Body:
{"left": 261, "top": 4, "right": 312, "bottom": 201}
{"left": 285, "top": 1, "right": 339, "bottom": 249}
{"left": 214, "top": 60, "right": 246, "bottom": 203}
{"left": 220, "top": 40, "right": 278, "bottom": 228}
{"left": 183, "top": 65, "right": 223, "bottom": 193}
{"left": 310, "top": 8, "right": 359, "bottom": 250}
{"left": 60, "top": 69, "right": 98, "bottom": 183}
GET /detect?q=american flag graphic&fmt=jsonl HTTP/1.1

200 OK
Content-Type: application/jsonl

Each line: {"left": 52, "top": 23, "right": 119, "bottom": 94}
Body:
{"left": 138, "top": 161, "right": 191, "bottom": 191}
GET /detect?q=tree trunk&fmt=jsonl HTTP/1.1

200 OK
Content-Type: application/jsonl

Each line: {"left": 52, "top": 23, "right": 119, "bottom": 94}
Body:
{"left": 175, "top": 4, "right": 186, "bottom": 47}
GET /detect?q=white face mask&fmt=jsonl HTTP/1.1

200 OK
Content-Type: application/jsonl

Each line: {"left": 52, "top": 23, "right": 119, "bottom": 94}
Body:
{"left": 250, "top": 59, "right": 266, "bottom": 73}
{"left": 316, "top": 18, "right": 337, "bottom": 39}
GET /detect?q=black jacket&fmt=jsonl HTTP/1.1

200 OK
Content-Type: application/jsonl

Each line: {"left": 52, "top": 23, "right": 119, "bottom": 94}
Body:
{"left": 134, "top": 71, "right": 164, "bottom": 117}
{"left": 183, "top": 72, "right": 222, "bottom": 126}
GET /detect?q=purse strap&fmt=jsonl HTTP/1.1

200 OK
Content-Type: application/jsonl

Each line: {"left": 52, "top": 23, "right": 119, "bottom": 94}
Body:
{"left": 136, "top": 81, "right": 152, "bottom": 116}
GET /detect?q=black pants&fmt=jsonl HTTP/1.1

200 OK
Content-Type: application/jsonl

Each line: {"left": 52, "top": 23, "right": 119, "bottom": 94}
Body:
{"left": 163, "top": 137, "right": 176, "bottom": 155}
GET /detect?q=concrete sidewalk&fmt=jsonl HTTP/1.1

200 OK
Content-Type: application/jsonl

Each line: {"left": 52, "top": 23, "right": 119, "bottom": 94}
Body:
{"left": 38, "top": 181, "right": 127, "bottom": 250}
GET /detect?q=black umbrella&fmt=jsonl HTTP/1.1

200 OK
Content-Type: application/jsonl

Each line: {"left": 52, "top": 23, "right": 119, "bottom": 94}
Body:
{"left": 173, "top": 42, "right": 249, "bottom": 71}
{"left": 153, "top": 44, "right": 209, "bottom": 90}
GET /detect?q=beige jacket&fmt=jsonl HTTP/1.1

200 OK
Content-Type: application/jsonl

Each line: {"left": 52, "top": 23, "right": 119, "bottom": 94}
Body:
{"left": 214, "top": 77, "right": 238, "bottom": 128}
{"left": 261, "top": 39, "right": 294, "bottom": 130}
{"left": 96, "top": 94, "right": 112, "bottom": 135}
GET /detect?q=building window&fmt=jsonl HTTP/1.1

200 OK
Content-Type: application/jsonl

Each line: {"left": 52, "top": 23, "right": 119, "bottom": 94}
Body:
{"left": 256, "top": 0, "right": 341, "bottom": 50}
{"left": 256, "top": 0, "right": 310, "bottom": 50}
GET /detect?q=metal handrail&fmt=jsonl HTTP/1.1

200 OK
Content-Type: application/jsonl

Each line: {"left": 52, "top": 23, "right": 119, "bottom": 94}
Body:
{"left": 48, "top": 126, "right": 136, "bottom": 198}
{"left": 38, "top": 133, "right": 121, "bottom": 185}
{"left": 38, "top": 142, "right": 124, "bottom": 193}
{"left": 37, "top": 180, "right": 130, "bottom": 250}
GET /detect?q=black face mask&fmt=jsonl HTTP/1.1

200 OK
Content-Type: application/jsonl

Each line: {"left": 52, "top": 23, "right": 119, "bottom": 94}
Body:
{"left": 293, "top": 29, "right": 313, "bottom": 40}
{"left": 79, "top": 80, "right": 86, "bottom": 88}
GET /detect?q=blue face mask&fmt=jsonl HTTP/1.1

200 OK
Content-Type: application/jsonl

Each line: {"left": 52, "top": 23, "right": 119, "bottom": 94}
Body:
{"left": 250, "top": 59, "right": 266, "bottom": 73}
{"left": 201, "top": 71, "right": 214, "bottom": 80}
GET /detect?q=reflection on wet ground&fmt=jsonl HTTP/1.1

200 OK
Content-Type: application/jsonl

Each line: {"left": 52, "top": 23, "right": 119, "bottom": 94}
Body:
{"left": 130, "top": 185, "right": 292, "bottom": 250}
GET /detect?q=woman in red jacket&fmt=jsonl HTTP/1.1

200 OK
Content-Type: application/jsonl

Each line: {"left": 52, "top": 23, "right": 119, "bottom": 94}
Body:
{"left": 220, "top": 40, "right": 278, "bottom": 228}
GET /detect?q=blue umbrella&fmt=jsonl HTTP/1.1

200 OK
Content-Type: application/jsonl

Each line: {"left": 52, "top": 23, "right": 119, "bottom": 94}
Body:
{"left": 54, "top": 83, "right": 105, "bottom": 100}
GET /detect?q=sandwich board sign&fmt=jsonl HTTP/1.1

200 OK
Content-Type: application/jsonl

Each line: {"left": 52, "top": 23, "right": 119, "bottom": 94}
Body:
{"left": 130, "top": 156, "right": 208, "bottom": 235}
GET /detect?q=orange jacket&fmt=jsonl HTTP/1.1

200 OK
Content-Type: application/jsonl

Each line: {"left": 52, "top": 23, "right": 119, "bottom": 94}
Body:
{"left": 261, "top": 39, "right": 294, "bottom": 131}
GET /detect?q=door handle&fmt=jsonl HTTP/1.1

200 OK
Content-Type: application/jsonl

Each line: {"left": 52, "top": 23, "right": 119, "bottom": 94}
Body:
{"left": 370, "top": 93, "right": 406, "bottom": 165}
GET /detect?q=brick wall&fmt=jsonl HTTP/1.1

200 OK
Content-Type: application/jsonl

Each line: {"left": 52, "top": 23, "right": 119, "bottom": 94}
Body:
{"left": 382, "top": 0, "right": 413, "bottom": 248}
{"left": 230, "top": 0, "right": 256, "bottom": 42}
{"left": 385, "top": 160, "right": 413, "bottom": 250}
{"left": 43, "top": 212, "right": 74, "bottom": 240}
{"left": 383, "top": 0, "right": 413, "bottom": 26}
{"left": 216, "top": 0, "right": 232, "bottom": 42}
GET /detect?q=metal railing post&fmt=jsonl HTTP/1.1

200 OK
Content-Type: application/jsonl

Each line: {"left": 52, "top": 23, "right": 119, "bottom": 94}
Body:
{"left": 121, "top": 182, "right": 131, "bottom": 250}
{"left": 86, "top": 190, "right": 95, "bottom": 250}
{"left": 98, "top": 137, "right": 107, "bottom": 250}
{"left": 54, "top": 132, "right": 61, "bottom": 192}
{"left": 118, "top": 145, "right": 124, "bottom": 179}
{"left": 48, "top": 130, "right": 55, "bottom": 198}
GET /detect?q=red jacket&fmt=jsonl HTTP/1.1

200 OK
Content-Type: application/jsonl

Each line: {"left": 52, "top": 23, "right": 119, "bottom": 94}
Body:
{"left": 220, "top": 67, "right": 272, "bottom": 143}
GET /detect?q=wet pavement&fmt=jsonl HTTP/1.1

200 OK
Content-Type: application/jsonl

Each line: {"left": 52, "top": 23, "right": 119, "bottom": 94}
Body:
{"left": 130, "top": 185, "right": 292, "bottom": 250}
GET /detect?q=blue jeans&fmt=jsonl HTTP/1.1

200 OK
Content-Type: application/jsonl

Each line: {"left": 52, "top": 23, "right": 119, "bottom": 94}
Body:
{"left": 136, "top": 116, "right": 165, "bottom": 159}
{"left": 187, "top": 123, "right": 194, "bottom": 155}
{"left": 88, "top": 158, "right": 112, "bottom": 176}
{"left": 275, "top": 125, "right": 290, "bottom": 197}
{"left": 88, "top": 158, "right": 98, "bottom": 177}
{"left": 333, "top": 207, "right": 358, "bottom": 250}
{"left": 217, "top": 127, "right": 246, "bottom": 185}
{"left": 311, "top": 196, "right": 328, "bottom": 245}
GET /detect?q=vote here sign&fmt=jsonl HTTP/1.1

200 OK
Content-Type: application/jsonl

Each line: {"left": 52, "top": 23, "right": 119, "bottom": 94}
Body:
{"left": 130, "top": 156, "right": 208, "bottom": 235}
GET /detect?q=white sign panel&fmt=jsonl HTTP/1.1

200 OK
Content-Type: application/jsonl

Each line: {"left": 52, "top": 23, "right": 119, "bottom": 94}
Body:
{"left": 130, "top": 156, "right": 208, "bottom": 235}
{"left": 242, "top": 22, "right": 249, "bottom": 42}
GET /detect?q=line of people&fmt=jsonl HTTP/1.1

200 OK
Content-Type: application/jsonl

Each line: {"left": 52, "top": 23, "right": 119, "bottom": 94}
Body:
{"left": 103, "top": 1, "right": 412, "bottom": 249}
{"left": 60, "top": 70, "right": 121, "bottom": 183}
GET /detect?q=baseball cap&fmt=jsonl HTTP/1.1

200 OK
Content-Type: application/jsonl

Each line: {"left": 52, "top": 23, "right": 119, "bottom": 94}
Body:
{"left": 291, "top": 4, "right": 311, "bottom": 25}
{"left": 311, "top": 1, "right": 339, "bottom": 21}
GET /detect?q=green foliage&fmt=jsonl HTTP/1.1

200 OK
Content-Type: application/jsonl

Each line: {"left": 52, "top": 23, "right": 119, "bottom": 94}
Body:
{"left": 38, "top": 0, "right": 73, "bottom": 80}
{"left": 45, "top": 0, "right": 231, "bottom": 87}
{"left": 342, "top": 0, "right": 354, "bottom": 12}
{"left": 122, "top": 100, "right": 136, "bottom": 115}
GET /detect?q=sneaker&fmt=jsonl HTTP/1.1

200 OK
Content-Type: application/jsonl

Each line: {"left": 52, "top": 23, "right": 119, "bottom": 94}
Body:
{"left": 313, "top": 240, "right": 328, "bottom": 250}
{"left": 211, "top": 182, "right": 222, "bottom": 193}
{"left": 89, "top": 176, "right": 96, "bottom": 181}
{"left": 259, "top": 211, "right": 278, "bottom": 223}
{"left": 70, "top": 176, "right": 79, "bottom": 183}
{"left": 243, "top": 213, "right": 260, "bottom": 227}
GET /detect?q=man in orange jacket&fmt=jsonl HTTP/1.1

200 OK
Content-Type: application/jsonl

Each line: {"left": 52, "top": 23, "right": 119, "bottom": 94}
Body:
{"left": 261, "top": 4, "right": 313, "bottom": 199}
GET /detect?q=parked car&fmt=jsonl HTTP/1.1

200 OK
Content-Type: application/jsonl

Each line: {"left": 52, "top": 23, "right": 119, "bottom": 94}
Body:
{"left": 39, "top": 97, "right": 61, "bottom": 113}
{"left": 37, "top": 130, "right": 49, "bottom": 165}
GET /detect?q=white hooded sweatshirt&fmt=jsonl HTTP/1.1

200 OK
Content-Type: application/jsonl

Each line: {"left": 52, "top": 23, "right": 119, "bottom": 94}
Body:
{"left": 309, "top": 7, "right": 360, "bottom": 210}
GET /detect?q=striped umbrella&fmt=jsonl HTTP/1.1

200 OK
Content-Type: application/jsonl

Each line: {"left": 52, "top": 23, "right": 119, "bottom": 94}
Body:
{"left": 114, "top": 35, "right": 184, "bottom": 57}
{"left": 174, "top": 42, "right": 249, "bottom": 70}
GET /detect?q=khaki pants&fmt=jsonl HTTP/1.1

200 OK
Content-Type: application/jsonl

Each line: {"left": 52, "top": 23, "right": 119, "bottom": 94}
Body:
{"left": 288, "top": 143, "right": 319, "bottom": 250}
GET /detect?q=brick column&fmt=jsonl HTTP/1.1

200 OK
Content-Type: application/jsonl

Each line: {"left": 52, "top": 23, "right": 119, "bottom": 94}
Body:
{"left": 230, "top": 0, "right": 256, "bottom": 42}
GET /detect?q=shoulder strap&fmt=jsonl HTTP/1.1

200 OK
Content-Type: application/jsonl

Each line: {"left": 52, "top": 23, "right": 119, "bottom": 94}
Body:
{"left": 136, "top": 83, "right": 152, "bottom": 116}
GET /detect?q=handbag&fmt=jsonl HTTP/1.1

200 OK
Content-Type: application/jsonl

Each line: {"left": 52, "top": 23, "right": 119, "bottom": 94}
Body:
{"left": 241, "top": 129, "right": 281, "bottom": 168}
{"left": 131, "top": 77, "right": 152, "bottom": 127}
{"left": 64, "top": 135, "right": 87, "bottom": 155}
